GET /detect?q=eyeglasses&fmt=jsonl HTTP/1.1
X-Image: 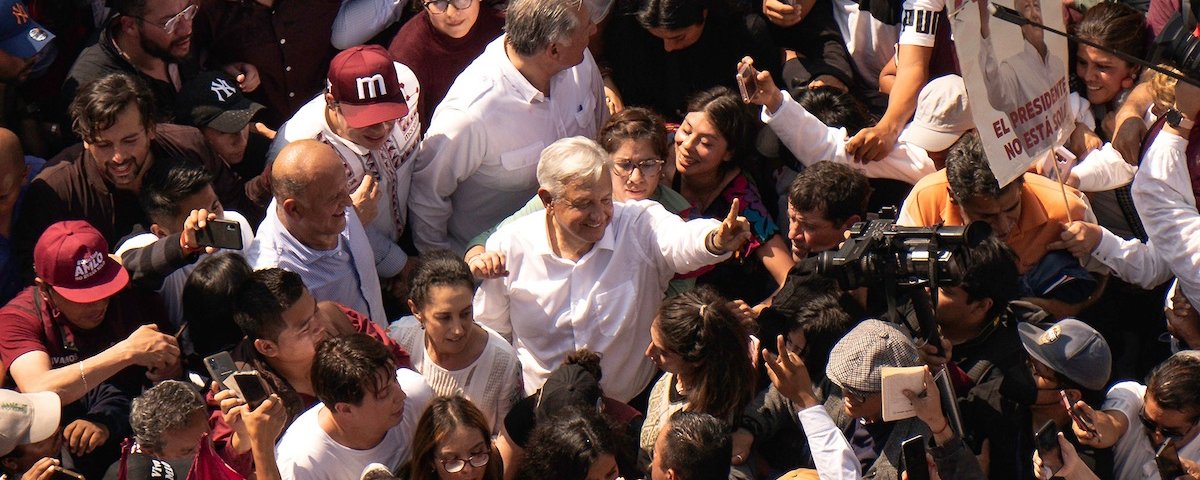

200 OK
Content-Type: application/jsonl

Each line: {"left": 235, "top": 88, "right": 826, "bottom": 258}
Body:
{"left": 136, "top": 4, "right": 198, "bottom": 36}
{"left": 1139, "top": 408, "right": 1199, "bottom": 441}
{"left": 611, "top": 159, "right": 664, "bottom": 178}
{"left": 423, "top": 0, "right": 473, "bottom": 14}
{"left": 439, "top": 452, "right": 489, "bottom": 473}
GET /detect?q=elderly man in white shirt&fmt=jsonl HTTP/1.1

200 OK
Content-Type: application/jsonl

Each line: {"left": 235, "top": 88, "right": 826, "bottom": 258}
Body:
{"left": 409, "top": 0, "right": 608, "bottom": 254}
{"left": 474, "top": 137, "right": 751, "bottom": 402}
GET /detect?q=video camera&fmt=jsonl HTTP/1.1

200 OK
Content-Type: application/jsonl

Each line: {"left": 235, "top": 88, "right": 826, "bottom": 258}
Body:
{"left": 815, "top": 212, "right": 991, "bottom": 356}
{"left": 1155, "top": 0, "right": 1200, "bottom": 79}
{"left": 815, "top": 217, "right": 992, "bottom": 291}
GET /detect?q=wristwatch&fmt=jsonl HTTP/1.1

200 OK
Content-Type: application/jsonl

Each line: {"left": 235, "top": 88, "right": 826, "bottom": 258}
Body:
{"left": 1166, "top": 108, "right": 1195, "bottom": 130}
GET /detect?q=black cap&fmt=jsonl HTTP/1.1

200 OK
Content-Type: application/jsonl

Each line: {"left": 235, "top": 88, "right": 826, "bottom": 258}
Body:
{"left": 175, "top": 71, "right": 264, "bottom": 133}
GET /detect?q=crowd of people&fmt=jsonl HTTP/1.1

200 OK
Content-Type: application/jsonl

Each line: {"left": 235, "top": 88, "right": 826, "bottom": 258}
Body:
{"left": 0, "top": 0, "right": 1197, "bottom": 478}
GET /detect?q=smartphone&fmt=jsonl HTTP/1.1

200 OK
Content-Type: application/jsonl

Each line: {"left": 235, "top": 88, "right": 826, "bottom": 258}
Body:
{"left": 1060, "top": 391, "right": 1098, "bottom": 436}
{"left": 736, "top": 63, "right": 757, "bottom": 103}
{"left": 195, "top": 219, "right": 243, "bottom": 250}
{"left": 1035, "top": 420, "right": 1063, "bottom": 475}
{"left": 1156, "top": 439, "right": 1188, "bottom": 480}
{"left": 232, "top": 371, "right": 272, "bottom": 410}
{"left": 901, "top": 435, "right": 930, "bottom": 480}
{"left": 204, "top": 351, "right": 238, "bottom": 390}
{"left": 49, "top": 466, "right": 85, "bottom": 480}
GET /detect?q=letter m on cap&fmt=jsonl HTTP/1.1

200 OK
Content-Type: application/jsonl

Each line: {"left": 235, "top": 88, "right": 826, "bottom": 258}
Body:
{"left": 355, "top": 74, "right": 387, "bottom": 100}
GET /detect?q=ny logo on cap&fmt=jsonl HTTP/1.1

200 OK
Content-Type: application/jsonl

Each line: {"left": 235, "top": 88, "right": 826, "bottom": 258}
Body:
{"left": 356, "top": 74, "right": 387, "bottom": 100}
{"left": 211, "top": 78, "right": 236, "bottom": 102}
{"left": 75, "top": 251, "right": 105, "bottom": 282}
{"left": 11, "top": 4, "right": 28, "bottom": 24}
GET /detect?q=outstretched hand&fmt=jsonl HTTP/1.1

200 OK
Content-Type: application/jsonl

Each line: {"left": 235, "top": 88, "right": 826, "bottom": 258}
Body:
{"left": 710, "top": 198, "right": 752, "bottom": 255}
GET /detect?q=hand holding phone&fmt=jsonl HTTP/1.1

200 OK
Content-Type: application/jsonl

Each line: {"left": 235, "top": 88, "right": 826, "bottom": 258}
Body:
{"left": 232, "top": 371, "right": 272, "bottom": 410}
{"left": 1156, "top": 439, "right": 1188, "bottom": 480}
{"left": 1060, "top": 391, "right": 1098, "bottom": 436}
{"left": 49, "top": 466, "right": 85, "bottom": 480}
{"left": 1035, "top": 421, "right": 1064, "bottom": 476}
{"left": 737, "top": 63, "right": 758, "bottom": 104}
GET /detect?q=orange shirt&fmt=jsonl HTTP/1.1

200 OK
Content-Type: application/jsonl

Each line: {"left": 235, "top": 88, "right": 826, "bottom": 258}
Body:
{"left": 898, "top": 171, "right": 1091, "bottom": 273}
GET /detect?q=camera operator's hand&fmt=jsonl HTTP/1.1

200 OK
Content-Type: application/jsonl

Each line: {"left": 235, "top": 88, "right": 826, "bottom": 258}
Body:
{"left": 1047, "top": 221, "right": 1101, "bottom": 263}
{"left": 180, "top": 208, "right": 219, "bottom": 256}
{"left": 737, "top": 57, "right": 785, "bottom": 114}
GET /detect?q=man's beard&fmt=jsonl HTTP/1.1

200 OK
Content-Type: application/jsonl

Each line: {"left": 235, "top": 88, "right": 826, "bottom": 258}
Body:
{"left": 140, "top": 34, "right": 189, "bottom": 63}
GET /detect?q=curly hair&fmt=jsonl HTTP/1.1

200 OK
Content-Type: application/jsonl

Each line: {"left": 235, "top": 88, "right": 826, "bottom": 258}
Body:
{"left": 70, "top": 73, "right": 157, "bottom": 143}
{"left": 787, "top": 161, "right": 871, "bottom": 225}
{"left": 654, "top": 288, "right": 755, "bottom": 421}
{"left": 515, "top": 407, "right": 621, "bottom": 480}
{"left": 130, "top": 380, "right": 206, "bottom": 455}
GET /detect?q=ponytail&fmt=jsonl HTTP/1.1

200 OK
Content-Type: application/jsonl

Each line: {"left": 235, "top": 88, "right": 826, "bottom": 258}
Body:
{"left": 656, "top": 288, "right": 755, "bottom": 421}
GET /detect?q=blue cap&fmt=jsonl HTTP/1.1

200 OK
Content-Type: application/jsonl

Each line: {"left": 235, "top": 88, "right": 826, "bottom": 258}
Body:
{"left": 0, "top": 0, "right": 53, "bottom": 59}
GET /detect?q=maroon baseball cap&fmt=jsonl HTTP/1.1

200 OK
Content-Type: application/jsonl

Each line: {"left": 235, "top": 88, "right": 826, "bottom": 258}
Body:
{"left": 34, "top": 220, "right": 129, "bottom": 303}
{"left": 327, "top": 45, "right": 409, "bottom": 129}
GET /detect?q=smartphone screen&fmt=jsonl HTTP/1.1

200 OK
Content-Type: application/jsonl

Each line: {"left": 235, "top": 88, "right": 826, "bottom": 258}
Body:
{"left": 1035, "top": 421, "right": 1063, "bottom": 475}
{"left": 232, "top": 371, "right": 271, "bottom": 410}
{"left": 902, "top": 435, "right": 930, "bottom": 480}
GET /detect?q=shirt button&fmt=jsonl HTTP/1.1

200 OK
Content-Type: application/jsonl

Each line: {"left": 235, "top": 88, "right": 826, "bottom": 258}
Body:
{"left": 289, "top": 92, "right": 295, "bottom": 98}
{"left": 285, "top": 66, "right": 292, "bottom": 72}
{"left": 279, "top": 38, "right": 286, "bottom": 45}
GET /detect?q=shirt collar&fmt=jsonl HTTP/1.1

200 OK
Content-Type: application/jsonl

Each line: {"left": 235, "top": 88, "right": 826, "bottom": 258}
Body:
{"left": 938, "top": 172, "right": 1043, "bottom": 238}
{"left": 494, "top": 35, "right": 546, "bottom": 104}
{"left": 320, "top": 123, "right": 373, "bottom": 157}
{"left": 266, "top": 199, "right": 348, "bottom": 260}
{"left": 533, "top": 209, "right": 617, "bottom": 259}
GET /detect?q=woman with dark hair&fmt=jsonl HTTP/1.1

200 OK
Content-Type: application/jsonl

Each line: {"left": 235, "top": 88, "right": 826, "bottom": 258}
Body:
{"left": 403, "top": 395, "right": 504, "bottom": 480}
{"left": 388, "top": 250, "right": 522, "bottom": 434}
{"left": 603, "top": 0, "right": 781, "bottom": 119}
{"left": 515, "top": 407, "right": 623, "bottom": 480}
{"left": 1073, "top": 2, "right": 1146, "bottom": 141}
{"left": 181, "top": 253, "right": 255, "bottom": 360}
{"left": 674, "top": 86, "right": 794, "bottom": 305}
{"left": 640, "top": 288, "right": 756, "bottom": 459}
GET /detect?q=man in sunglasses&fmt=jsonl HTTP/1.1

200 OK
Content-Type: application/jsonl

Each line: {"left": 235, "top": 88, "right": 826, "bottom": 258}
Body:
{"left": 1075, "top": 350, "right": 1200, "bottom": 478}
{"left": 63, "top": 0, "right": 256, "bottom": 122}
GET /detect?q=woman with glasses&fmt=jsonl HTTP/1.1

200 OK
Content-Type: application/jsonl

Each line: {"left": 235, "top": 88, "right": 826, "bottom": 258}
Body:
{"left": 403, "top": 395, "right": 504, "bottom": 480}
{"left": 673, "top": 86, "right": 794, "bottom": 307}
{"left": 386, "top": 0, "right": 504, "bottom": 134}
{"left": 463, "top": 108, "right": 695, "bottom": 296}
{"left": 640, "top": 288, "right": 755, "bottom": 461}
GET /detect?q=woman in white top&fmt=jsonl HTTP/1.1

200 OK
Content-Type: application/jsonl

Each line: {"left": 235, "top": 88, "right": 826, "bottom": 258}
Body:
{"left": 389, "top": 250, "right": 523, "bottom": 434}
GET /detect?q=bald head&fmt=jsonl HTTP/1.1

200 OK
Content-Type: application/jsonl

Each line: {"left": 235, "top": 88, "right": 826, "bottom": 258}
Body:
{"left": 270, "top": 140, "right": 343, "bottom": 201}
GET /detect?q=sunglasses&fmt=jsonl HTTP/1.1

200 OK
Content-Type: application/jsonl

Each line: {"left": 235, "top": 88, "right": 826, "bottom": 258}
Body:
{"left": 1139, "top": 408, "right": 1199, "bottom": 441}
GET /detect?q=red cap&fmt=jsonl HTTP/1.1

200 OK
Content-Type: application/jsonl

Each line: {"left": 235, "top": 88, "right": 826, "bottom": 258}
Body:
{"left": 34, "top": 221, "right": 129, "bottom": 303}
{"left": 327, "top": 45, "right": 409, "bottom": 129}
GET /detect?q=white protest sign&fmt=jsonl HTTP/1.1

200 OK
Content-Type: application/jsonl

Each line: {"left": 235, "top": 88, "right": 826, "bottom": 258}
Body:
{"left": 952, "top": 0, "right": 1073, "bottom": 187}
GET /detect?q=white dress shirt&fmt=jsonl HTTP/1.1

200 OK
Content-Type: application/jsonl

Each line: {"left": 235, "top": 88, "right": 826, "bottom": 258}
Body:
{"left": 247, "top": 202, "right": 387, "bottom": 325}
{"left": 760, "top": 93, "right": 937, "bottom": 184}
{"left": 1090, "top": 228, "right": 1172, "bottom": 290}
{"left": 798, "top": 405, "right": 861, "bottom": 480}
{"left": 473, "top": 200, "right": 726, "bottom": 402}
{"left": 1102, "top": 381, "right": 1200, "bottom": 480}
{"left": 409, "top": 35, "right": 607, "bottom": 253}
{"left": 1131, "top": 131, "right": 1200, "bottom": 304}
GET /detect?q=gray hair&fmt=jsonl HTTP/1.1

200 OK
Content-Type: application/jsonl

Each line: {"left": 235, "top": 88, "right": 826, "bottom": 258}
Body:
{"left": 130, "top": 380, "right": 206, "bottom": 454}
{"left": 537, "top": 136, "right": 610, "bottom": 200}
{"left": 505, "top": 0, "right": 586, "bottom": 57}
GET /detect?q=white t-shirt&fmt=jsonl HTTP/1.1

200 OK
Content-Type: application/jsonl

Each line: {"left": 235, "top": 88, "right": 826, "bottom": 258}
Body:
{"left": 387, "top": 316, "right": 523, "bottom": 434}
{"left": 1102, "top": 381, "right": 1200, "bottom": 480}
{"left": 275, "top": 369, "right": 433, "bottom": 480}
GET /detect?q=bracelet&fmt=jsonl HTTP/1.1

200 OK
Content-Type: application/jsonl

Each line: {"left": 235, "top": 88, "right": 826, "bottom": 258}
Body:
{"left": 78, "top": 359, "right": 89, "bottom": 392}
{"left": 705, "top": 230, "right": 721, "bottom": 255}
{"left": 466, "top": 253, "right": 483, "bottom": 264}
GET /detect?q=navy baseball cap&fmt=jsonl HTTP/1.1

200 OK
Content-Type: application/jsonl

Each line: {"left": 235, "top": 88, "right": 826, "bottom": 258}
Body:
{"left": 0, "top": 0, "right": 53, "bottom": 60}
